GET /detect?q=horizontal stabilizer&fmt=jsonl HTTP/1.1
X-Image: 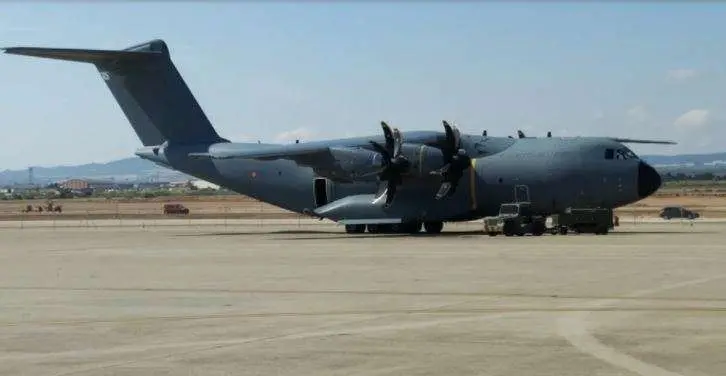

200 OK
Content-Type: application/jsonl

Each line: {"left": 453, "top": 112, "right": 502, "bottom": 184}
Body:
{"left": 610, "top": 138, "right": 677, "bottom": 145}
{"left": 1, "top": 46, "right": 160, "bottom": 63}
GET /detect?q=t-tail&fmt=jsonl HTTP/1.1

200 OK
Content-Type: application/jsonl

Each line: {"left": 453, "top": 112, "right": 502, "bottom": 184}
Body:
{"left": 2, "top": 39, "right": 228, "bottom": 148}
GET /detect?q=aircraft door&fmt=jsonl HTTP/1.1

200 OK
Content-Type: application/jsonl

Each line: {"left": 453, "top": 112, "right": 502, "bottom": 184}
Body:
{"left": 313, "top": 178, "right": 333, "bottom": 208}
{"left": 514, "top": 184, "right": 530, "bottom": 203}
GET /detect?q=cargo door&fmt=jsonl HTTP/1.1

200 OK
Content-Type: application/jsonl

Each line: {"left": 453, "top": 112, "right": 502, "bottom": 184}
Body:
{"left": 313, "top": 178, "right": 332, "bottom": 208}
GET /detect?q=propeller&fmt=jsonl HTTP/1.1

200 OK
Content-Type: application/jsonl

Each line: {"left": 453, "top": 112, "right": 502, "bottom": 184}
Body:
{"left": 430, "top": 120, "right": 472, "bottom": 199}
{"left": 369, "top": 121, "right": 410, "bottom": 207}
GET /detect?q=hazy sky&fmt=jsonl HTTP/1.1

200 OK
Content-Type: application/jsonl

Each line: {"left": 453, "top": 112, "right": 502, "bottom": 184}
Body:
{"left": 1, "top": 2, "right": 725, "bottom": 170}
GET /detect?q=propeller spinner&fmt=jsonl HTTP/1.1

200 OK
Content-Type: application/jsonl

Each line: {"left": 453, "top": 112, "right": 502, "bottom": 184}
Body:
{"left": 430, "top": 120, "right": 472, "bottom": 199}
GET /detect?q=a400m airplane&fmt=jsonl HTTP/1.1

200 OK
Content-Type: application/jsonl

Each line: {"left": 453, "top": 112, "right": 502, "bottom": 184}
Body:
{"left": 3, "top": 39, "right": 672, "bottom": 234}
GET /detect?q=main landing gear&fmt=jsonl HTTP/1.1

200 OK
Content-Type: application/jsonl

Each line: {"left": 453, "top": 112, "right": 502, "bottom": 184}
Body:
{"left": 344, "top": 221, "right": 444, "bottom": 235}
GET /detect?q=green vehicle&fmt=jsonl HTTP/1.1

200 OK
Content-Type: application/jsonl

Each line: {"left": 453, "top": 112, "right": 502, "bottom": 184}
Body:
{"left": 549, "top": 207, "right": 613, "bottom": 235}
{"left": 483, "top": 202, "right": 547, "bottom": 237}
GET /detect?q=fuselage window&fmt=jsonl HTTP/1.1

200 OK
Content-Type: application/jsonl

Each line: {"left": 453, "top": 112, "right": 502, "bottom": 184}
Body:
{"left": 604, "top": 148, "right": 614, "bottom": 160}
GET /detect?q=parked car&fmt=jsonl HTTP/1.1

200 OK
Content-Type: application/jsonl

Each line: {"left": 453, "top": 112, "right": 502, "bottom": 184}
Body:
{"left": 659, "top": 206, "right": 699, "bottom": 220}
{"left": 163, "top": 203, "right": 190, "bottom": 215}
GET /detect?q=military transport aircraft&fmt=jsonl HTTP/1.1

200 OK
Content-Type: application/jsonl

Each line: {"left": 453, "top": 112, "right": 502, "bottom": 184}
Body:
{"left": 3, "top": 39, "right": 673, "bottom": 235}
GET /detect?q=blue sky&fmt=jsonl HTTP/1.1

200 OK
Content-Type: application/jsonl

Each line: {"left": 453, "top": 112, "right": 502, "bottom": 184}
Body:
{"left": 1, "top": 1, "right": 725, "bottom": 170}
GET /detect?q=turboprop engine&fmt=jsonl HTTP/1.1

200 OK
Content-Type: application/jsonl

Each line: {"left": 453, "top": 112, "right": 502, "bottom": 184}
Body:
{"left": 359, "top": 121, "right": 473, "bottom": 207}
{"left": 327, "top": 143, "right": 447, "bottom": 183}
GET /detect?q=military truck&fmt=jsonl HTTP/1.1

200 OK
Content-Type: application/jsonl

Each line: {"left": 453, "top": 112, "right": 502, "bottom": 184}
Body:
{"left": 549, "top": 207, "right": 613, "bottom": 235}
{"left": 483, "top": 202, "right": 547, "bottom": 237}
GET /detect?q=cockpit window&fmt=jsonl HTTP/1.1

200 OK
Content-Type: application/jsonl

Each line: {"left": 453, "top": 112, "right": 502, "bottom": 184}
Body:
{"left": 615, "top": 147, "right": 638, "bottom": 160}
{"left": 606, "top": 147, "right": 638, "bottom": 160}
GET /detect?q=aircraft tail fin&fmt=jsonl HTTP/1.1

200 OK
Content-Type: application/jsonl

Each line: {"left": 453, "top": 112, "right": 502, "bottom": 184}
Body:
{"left": 3, "top": 40, "right": 227, "bottom": 146}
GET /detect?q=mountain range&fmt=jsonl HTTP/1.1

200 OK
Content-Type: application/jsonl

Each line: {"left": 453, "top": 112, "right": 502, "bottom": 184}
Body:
{"left": 0, "top": 158, "right": 189, "bottom": 186}
{"left": 2, "top": 152, "right": 726, "bottom": 186}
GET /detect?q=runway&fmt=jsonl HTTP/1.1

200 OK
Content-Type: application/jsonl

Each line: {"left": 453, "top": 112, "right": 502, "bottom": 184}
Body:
{"left": 0, "top": 221, "right": 724, "bottom": 375}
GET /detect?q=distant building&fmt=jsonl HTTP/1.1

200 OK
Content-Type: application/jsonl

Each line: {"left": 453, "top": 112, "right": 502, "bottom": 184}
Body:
{"left": 189, "top": 179, "right": 220, "bottom": 190}
{"left": 134, "top": 182, "right": 170, "bottom": 190}
{"left": 58, "top": 179, "right": 89, "bottom": 190}
{"left": 55, "top": 178, "right": 134, "bottom": 194}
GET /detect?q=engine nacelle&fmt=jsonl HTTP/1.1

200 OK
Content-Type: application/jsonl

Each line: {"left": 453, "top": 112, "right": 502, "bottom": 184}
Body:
{"left": 329, "top": 144, "right": 446, "bottom": 181}
{"left": 396, "top": 143, "right": 447, "bottom": 179}
{"left": 328, "top": 146, "right": 383, "bottom": 180}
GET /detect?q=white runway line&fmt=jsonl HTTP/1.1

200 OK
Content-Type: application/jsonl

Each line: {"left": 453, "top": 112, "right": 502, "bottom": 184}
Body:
{"left": 557, "top": 275, "right": 726, "bottom": 376}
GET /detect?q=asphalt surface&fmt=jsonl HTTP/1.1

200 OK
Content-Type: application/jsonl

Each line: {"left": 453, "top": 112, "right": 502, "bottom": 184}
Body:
{"left": 0, "top": 220, "right": 724, "bottom": 376}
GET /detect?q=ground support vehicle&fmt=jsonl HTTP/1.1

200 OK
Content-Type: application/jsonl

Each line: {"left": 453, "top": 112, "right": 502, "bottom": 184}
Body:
{"left": 483, "top": 202, "right": 547, "bottom": 237}
{"left": 549, "top": 207, "right": 613, "bottom": 235}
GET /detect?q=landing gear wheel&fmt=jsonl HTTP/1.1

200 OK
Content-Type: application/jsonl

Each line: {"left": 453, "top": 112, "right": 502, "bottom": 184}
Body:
{"left": 379, "top": 224, "right": 395, "bottom": 233}
{"left": 391, "top": 222, "right": 421, "bottom": 234}
{"left": 503, "top": 221, "right": 516, "bottom": 237}
{"left": 532, "top": 221, "right": 546, "bottom": 236}
{"left": 405, "top": 221, "right": 423, "bottom": 234}
{"left": 345, "top": 224, "right": 366, "bottom": 234}
{"left": 423, "top": 221, "right": 444, "bottom": 234}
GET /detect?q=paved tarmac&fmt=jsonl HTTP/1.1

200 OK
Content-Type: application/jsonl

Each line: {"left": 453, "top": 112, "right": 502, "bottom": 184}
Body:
{"left": 0, "top": 221, "right": 724, "bottom": 376}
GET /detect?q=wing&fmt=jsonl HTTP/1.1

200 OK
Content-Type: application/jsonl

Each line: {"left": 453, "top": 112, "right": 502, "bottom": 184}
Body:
{"left": 609, "top": 138, "right": 677, "bottom": 145}
{"left": 192, "top": 142, "right": 331, "bottom": 161}
{"left": 190, "top": 142, "right": 382, "bottom": 182}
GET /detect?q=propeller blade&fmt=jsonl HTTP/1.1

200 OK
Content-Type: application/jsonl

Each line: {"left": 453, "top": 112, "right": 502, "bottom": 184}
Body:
{"left": 385, "top": 181, "right": 397, "bottom": 207}
{"left": 392, "top": 127, "right": 403, "bottom": 157}
{"left": 368, "top": 141, "right": 389, "bottom": 160}
{"left": 366, "top": 121, "right": 411, "bottom": 208}
{"left": 372, "top": 186, "right": 388, "bottom": 205}
{"left": 429, "top": 163, "right": 451, "bottom": 176}
{"left": 380, "top": 121, "right": 394, "bottom": 152}
{"left": 435, "top": 182, "right": 452, "bottom": 200}
{"left": 432, "top": 121, "right": 473, "bottom": 200}
{"left": 352, "top": 168, "right": 385, "bottom": 179}
{"left": 442, "top": 120, "right": 456, "bottom": 154}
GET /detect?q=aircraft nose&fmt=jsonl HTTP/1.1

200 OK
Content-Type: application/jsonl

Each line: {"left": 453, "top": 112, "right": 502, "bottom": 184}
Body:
{"left": 637, "top": 161, "right": 661, "bottom": 198}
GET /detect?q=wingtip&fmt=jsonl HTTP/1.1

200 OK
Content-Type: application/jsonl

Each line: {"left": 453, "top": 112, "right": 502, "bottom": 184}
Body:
{"left": 2, "top": 46, "right": 30, "bottom": 54}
